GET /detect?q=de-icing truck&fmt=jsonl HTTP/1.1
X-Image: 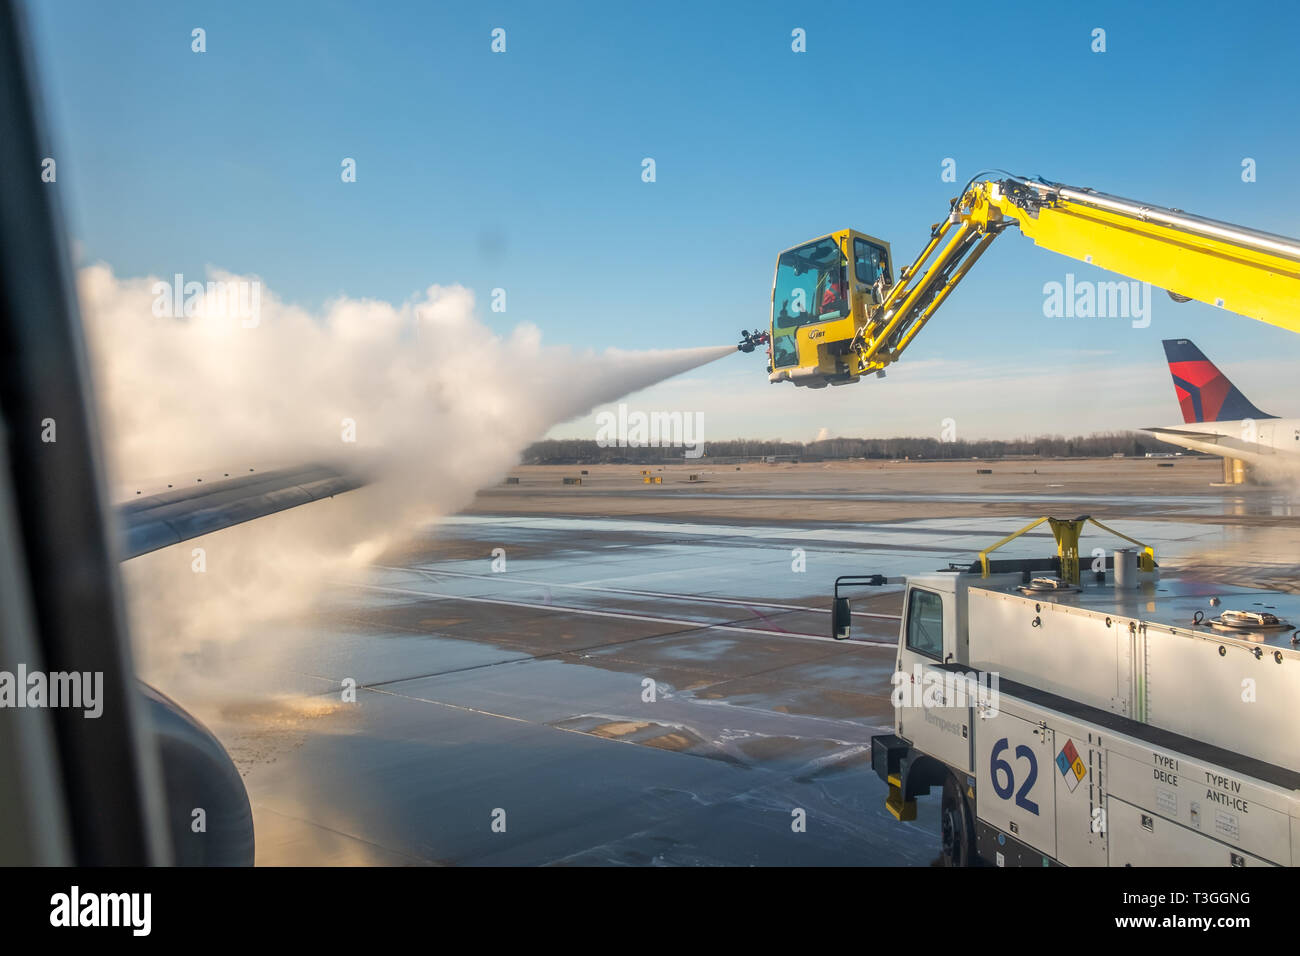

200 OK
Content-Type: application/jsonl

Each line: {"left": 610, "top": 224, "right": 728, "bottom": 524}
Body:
{"left": 834, "top": 516, "right": 1300, "bottom": 867}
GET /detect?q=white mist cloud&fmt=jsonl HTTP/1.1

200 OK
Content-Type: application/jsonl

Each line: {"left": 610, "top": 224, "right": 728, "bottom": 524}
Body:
{"left": 78, "top": 264, "right": 730, "bottom": 694}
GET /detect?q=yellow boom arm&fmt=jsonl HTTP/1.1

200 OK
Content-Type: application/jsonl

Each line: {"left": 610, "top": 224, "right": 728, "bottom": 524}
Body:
{"left": 772, "top": 175, "right": 1300, "bottom": 387}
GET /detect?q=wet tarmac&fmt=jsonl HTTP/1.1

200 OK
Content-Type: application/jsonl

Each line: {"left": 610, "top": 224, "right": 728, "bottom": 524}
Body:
{"left": 196, "top": 459, "right": 1300, "bottom": 865}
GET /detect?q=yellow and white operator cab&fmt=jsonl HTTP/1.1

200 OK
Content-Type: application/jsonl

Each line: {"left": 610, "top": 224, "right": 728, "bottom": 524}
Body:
{"left": 768, "top": 230, "right": 893, "bottom": 387}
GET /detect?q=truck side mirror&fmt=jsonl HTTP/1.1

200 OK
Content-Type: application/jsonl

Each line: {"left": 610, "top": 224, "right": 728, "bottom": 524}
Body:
{"left": 832, "top": 597, "right": 852, "bottom": 640}
{"left": 832, "top": 575, "right": 887, "bottom": 639}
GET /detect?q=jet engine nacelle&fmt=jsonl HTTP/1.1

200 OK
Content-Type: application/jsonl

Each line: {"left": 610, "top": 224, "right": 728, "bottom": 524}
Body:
{"left": 140, "top": 682, "right": 254, "bottom": 866}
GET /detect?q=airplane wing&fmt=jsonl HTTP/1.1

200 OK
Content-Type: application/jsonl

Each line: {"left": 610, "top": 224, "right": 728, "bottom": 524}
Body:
{"left": 116, "top": 462, "right": 369, "bottom": 560}
{"left": 1141, "top": 426, "right": 1226, "bottom": 443}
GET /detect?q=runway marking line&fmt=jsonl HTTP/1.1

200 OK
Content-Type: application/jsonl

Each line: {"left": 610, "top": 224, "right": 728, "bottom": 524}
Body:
{"left": 349, "top": 582, "right": 895, "bottom": 647}
{"left": 370, "top": 564, "right": 902, "bottom": 621}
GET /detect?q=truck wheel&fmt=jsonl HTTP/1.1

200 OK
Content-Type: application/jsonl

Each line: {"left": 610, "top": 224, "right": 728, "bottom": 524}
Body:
{"left": 940, "top": 773, "right": 976, "bottom": 867}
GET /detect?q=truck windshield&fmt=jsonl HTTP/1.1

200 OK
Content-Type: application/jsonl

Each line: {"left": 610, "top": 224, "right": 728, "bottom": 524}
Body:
{"left": 771, "top": 237, "right": 847, "bottom": 368}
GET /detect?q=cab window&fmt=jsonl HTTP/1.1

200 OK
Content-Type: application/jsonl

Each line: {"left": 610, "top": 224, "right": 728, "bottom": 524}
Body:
{"left": 905, "top": 588, "right": 944, "bottom": 659}
{"left": 854, "top": 237, "right": 888, "bottom": 285}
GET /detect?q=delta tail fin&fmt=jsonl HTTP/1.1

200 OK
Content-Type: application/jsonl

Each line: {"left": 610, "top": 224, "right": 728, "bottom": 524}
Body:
{"left": 1162, "top": 338, "right": 1275, "bottom": 424}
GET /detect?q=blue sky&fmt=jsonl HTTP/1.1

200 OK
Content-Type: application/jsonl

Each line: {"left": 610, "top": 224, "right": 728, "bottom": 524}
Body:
{"left": 26, "top": 0, "right": 1300, "bottom": 441}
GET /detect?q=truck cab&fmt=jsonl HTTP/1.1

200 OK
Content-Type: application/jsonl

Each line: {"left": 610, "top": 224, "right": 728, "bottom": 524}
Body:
{"left": 889, "top": 571, "right": 1021, "bottom": 781}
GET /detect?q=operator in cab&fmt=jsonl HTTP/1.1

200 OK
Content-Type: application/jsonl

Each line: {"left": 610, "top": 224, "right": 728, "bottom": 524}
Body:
{"left": 820, "top": 266, "right": 846, "bottom": 315}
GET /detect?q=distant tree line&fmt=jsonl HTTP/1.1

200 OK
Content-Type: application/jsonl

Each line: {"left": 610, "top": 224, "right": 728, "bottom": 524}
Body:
{"left": 522, "top": 432, "right": 1194, "bottom": 464}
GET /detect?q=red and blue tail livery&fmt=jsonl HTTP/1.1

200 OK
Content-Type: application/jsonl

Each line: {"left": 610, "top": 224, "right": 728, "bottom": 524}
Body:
{"left": 1145, "top": 339, "right": 1297, "bottom": 471}
{"left": 1162, "top": 338, "right": 1275, "bottom": 424}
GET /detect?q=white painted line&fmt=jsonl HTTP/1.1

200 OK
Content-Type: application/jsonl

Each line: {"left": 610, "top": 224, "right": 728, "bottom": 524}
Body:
{"left": 371, "top": 564, "right": 903, "bottom": 621}
{"left": 350, "top": 582, "right": 895, "bottom": 647}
